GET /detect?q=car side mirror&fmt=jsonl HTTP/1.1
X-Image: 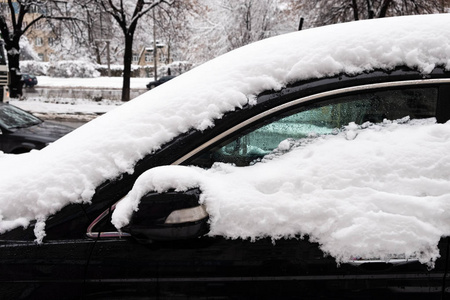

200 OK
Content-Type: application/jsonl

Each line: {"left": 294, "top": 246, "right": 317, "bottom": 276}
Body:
{"left": 122, "top": 188, "right": 209, "bottom": 243}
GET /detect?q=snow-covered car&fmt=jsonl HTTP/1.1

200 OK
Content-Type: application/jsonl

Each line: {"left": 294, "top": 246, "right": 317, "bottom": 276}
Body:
{"left": 0, "top": 102, "right": 73, "bottom": 153}
{"left": 1, "top": 14, "right": 450, "bottom": 300}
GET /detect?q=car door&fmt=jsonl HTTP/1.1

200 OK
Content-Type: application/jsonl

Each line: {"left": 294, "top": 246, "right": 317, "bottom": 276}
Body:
{"left": 0, "top": 203, "right": 94, "bottom": 300}
{"left": 183, "top": 82, "right": 450, "bottom": 298}
{"left": 84, "top": 80, "right": 450, "bottom": 299}
{"left": 85, "top": 215, "right": 450, "bottom": 299}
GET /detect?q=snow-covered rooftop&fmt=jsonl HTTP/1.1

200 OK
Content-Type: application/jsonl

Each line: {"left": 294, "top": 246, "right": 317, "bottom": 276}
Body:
{"left": 1, "top": 14, "right": 450, "bottom": 265}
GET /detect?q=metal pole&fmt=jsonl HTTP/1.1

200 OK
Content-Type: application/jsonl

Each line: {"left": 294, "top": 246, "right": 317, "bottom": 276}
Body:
{"left": 153, "top": 9, "right": 157, "bottom": 81}
{"left": 298, "top": 17, "right": 304, "bottom": 31}
{"left": 106, "top": 40, "right": 111, "bottom": 77}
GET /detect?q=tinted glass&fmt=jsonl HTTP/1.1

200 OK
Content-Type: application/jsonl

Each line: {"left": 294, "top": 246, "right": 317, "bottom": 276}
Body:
{"left": 0, "top": 105, "right": 42, "bottom": 130}
{"left": 191, "top": 87, "right": 438, "bottom": 167}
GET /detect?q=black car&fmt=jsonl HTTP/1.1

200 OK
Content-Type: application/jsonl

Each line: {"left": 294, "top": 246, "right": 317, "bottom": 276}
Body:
{"left": 146, "top": 75, "right": 176, "bottom": 89}
{"left": 21, "top": 73, "right": 38, "bottom": 88}
{"left": 0, "top": 15, "right": 450, "bottom": 300}
{"left": 0, "top": 102, "right": 73, "bottom": 153}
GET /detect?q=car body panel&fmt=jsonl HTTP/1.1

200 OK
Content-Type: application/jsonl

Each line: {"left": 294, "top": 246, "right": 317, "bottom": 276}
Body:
{"left": 21, "top": 74, "right": 38, "bottom": 88}
{"left": 1, "top": 27, "right": 450, "bottom": 299}
{"left": 84, "top": 237, "right": 449, "bottom": 299}
{"left": 0, "top": 240, "right": 92, "bottom": 299}
{"left": 146, "top": 75, "right": 176, "bottom": 89}
{"left": 0, "top": 68, "right": 448, "bottom": 299}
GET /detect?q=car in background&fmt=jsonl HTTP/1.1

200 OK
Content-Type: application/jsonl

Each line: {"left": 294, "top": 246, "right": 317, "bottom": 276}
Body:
{"left": 0, "top": 102, "right": 73, "bottom": 153}
{"left": 146, "top": 75, "right": 175, "bottom": 89}
{"left": 0, "top": 14, "right": 450, "bottom": 300}
{"left": 21, "top": 73, "right": 38, "bottom": 88}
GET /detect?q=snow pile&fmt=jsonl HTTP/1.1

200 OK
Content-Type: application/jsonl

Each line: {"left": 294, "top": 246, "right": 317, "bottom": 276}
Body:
{"left": 113, "top": 119, "right": 450, "bottom": 266}
{"left": 0, "top": 14, "right": 448, "bottom": 262}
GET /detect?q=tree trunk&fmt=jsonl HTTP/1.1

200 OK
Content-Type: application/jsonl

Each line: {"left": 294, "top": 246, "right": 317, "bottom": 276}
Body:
{"left": 351, "top": 0, "right": 359, "bottom": 20}
{"left": 5, "top": 40, "right": 23, "bottom": 98}
{"left": 378, "top": 0, "right": 393, "bottom": 18}
{"left": 122, "top": 33, "right": 133, "bottom": 102}
{"left": 366, "top": 0, "right": 374, "bottom": 18}
{"left": 0, "top": 16, "right": 22, "bottom": 98}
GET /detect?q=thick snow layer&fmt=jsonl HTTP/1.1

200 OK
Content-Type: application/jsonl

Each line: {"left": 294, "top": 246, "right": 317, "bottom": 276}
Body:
{"left": 0, "top": 14, "right": 449, "bottom": 266}
{"left": 113, "top": 119, "right": 450, "bottom": 266}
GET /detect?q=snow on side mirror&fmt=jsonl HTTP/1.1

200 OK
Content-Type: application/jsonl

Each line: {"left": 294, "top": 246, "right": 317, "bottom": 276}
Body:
{"left": 122, "top": 188, "right": 209, "bottom": 243}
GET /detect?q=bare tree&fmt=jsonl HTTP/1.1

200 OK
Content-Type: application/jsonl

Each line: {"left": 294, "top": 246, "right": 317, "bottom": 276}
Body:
{"left": 184, "top": 0, "right": 283, "bottom": 64}
{"left": 224, "top": 0, "right": 279, "bottom": 51}
{"left": 94, "top": 0, "right": 174, "bottom": 102}
{"left": 0, "top": 0, "right": 76, "bottom": 98}
{"left": 287, "top": 0, "right": 449, "bottom": 27}
{"left": 147, "top": 1, "right": 199, "bottom": 66}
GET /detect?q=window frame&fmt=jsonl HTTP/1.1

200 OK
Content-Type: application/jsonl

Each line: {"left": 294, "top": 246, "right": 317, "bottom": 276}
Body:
{"left": 202, "top": 86, "right": 439, "bottom": 166}
{"left": 35, "top": 37, "right": 43, "bottom": 47}
{"left": 145, "top": 53, "right": 153, "bottom": 62}
{"left": 177, "top": 79, "right": 450, "bottom": 166}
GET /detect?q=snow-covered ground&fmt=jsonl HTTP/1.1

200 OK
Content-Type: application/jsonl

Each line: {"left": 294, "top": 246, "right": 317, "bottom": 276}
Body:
{"left": 1, "top": 14, "right": 450, "bottom": 267}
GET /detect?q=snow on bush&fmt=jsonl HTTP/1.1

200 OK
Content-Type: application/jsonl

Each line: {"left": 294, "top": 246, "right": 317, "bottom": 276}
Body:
{"left": 20, "top": 60, "right": 49, "bottom": 76}
{"left": 159, "top": 61, "right": 194, "bottom": 76}
{"left": 47, "top": 60, "right": 100, "bottom": 78}
{"left": 96, "top": 64, "right": 141, "bottom": 77}
{"left": 113, "top": 119, "right": 450, "bottom": 267}
{"left": 19, "top": 37, "right": 40, "bottom": 61}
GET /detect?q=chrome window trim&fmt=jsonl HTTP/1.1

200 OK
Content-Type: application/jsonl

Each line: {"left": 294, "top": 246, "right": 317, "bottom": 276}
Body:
{"left": 87, "top": 78, "right": 450, "bottom": 239}
{"left": 86, "top": 202, "right": 131, "bottom": 239}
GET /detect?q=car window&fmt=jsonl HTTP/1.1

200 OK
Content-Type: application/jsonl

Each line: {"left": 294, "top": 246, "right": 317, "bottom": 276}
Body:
{"left": 190, "top": 87, "right": 438, "bottom": 167}
{"left": 0, "top": 105, "right": 42, "bottom": 130}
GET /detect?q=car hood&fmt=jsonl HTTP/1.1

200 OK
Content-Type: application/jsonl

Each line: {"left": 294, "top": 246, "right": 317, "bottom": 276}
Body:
{"left": 10, "top": 121, "right": 74, "bottom": 142}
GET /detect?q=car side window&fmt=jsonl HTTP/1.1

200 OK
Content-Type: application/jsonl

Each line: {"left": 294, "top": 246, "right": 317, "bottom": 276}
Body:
{"left": 190, "top": 87, "right": 438, "bottom": 167}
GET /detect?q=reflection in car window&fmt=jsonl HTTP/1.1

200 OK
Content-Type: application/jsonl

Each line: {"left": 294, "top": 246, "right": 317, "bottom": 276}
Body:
{"left": 191, "top": 87, "right": 438, "bottom": 167}
{"left": 0, "top": 105, "right": 42, "bottom": 130}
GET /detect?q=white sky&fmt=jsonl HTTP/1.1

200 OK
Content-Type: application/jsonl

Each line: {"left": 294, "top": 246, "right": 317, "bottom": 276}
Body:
{"left": 2, "top": 14, "right": 450, "bottom": 267}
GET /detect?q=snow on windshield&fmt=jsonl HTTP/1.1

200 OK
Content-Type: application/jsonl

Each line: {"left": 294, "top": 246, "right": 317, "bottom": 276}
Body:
{"left": 0, "top": 14, "right": 449, "bottom": 246}
{"left": 113, "top": 118, "right": 450, "bottom": 267}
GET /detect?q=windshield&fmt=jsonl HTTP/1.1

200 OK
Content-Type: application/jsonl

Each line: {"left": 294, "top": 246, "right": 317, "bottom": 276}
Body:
{"left": 0, "top": 104, "right": 42, "bottom": 130}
